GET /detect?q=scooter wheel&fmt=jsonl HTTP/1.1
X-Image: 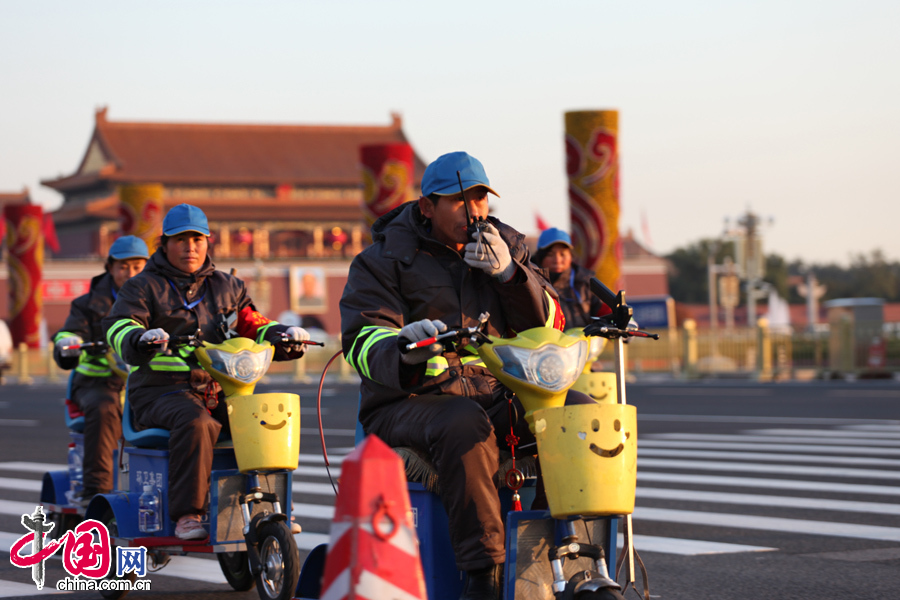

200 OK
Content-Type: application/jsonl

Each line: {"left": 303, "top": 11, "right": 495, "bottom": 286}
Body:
{"left": 98, "top": 509, "right": 137, "bottom": 600}
{"left": 217, "top": 551, "right": 255, "bottom": 591}
{"left": 254, "top": 521, "right": 299, "bottom": 600}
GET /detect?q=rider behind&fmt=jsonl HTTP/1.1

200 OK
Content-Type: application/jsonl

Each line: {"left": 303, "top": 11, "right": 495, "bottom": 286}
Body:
{"left": 102, "top": 204, "right": 310, "bottom": 540}
{"left": 53, "top": 235, "right": 149, "bottom": 506}
{"left": 534, "top": 227, "right": 610, "bottom": 328}
{"left": 340, "top": 151, "right": 566, "bottom": 600}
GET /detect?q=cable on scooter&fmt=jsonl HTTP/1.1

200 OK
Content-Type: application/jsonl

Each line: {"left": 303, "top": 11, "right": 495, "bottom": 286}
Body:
{"left": 316, "top": 349, "right": 345, "bottom": 497}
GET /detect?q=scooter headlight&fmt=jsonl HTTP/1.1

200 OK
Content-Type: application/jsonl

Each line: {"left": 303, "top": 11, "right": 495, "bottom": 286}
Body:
{"left": 204, "top": 347, "right": 273, "bottom": 384}
{"left": 494, "top": 341, "right": 587, "bottom": 392}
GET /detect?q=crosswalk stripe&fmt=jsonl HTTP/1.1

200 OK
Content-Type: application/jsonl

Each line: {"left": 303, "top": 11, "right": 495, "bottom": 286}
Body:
{"left": 0, "top": 462, "right": 63, "bottom": 473}
{"left": 641, "top": 439, "right": 900, "bottom": 456}
{"left": 0, "top": 477, "right": 43, "bottom": 492}
{"left": 638, "top": 471, "right": 900, "bottom": 496}
{"left": 622, "top": 533, "right": 775, "bottom": 555}
{"left": 0, "top": 578, "right": 65, "bottom": 596}
{"left": 638, "top": 447, "right": 900, "bottom": 467}
{"left": 751, "top": 428, "right": 900, "bottom": 439}
{"left": 636, "top": 487, "right": 900, "bottom": 515}
{"left": 0, "top": 500, "right": 49, "bottom": 517}
{"left": 648, "top": 432, "right": 900, "bottom": 447}
{"left": 638, "top": 458, "right": 900, "bottom": 480}
{"left": 635, "top": 507, "right": 900, "bottom": 542}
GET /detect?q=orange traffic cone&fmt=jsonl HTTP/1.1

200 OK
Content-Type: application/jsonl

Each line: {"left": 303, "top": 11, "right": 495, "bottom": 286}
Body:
{"left": 319, "top": 434, "right": 427, "bottom": 600}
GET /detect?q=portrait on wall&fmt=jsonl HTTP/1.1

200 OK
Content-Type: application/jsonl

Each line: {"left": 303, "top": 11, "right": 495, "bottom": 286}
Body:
{"left": 289, "top": 266, "right": 327, "bottom": 314}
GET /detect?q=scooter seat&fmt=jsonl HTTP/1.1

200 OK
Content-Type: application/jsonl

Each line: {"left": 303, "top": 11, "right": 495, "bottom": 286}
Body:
{"left": 123, "top": 397, "right": 170, "bottom": 448}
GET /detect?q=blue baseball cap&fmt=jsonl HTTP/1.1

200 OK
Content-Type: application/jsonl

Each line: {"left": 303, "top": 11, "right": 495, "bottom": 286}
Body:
{"left": 537, "top": 228, "right": 574, "bottom": 251}
{"left": 421, "top": 152, "right": 500, "bottom": 198}
{"left": 108, "top": 235, "right": 149, "bottom": 260}
{"left": 162, "top": 204, "right": 210, "bottom": 236}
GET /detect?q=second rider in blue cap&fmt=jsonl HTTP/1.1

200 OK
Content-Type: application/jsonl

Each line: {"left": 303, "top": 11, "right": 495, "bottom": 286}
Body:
{"left": 104, "top": 204, "right": 310, "bottom": 540}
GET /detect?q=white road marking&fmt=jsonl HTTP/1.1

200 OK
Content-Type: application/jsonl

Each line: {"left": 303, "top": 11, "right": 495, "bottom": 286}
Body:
{"left": 620, "top": 533, "right": 774, "bottom": 556}
{"left": 638, "top": 447, "right": 900, "bottom": 467}
{"left": 635, "top": 507, "right": 900, "bottom": 543}
{"left": 641, "top": 439, "right": 900, "bottom": 456}
{"left": 647, "top": 432, "right": 900, "bottom": 447}
{"left": 638, "top": 471, "right": 900, "bottom": 496}
{"left": 637, "top": 458, "right": 900, "bottom": 480}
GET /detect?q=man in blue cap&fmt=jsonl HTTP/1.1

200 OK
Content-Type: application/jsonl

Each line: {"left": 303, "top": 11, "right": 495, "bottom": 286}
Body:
{"left": 104, "top": 204, "right": 310, "bottom": 540}
{"left": 341, "top": 152, "right": 566, "bottom": 599}
{"left": 53, "top": 235, "right": 149, "bottom": 505}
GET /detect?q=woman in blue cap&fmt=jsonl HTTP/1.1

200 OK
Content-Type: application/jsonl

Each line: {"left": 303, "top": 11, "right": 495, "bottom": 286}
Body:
{"left": 53, "top": 235, "right": 149, "bottom": 505}
{"left": 103, "top": 204, "right": 309, "bottom": 540}
{"left": 534, "top": 228, "right": 609, "bottom": 329}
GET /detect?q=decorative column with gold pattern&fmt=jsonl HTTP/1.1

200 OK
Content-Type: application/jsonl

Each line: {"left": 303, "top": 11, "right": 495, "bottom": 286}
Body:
{"left": 118, "top": 183, "right": 164, "bottom": 253}
{"left": 360, "top": 143, "right": 414, "bottom": 239}
{"left": 4, "top": 204, "right": 43, "bottom": 348}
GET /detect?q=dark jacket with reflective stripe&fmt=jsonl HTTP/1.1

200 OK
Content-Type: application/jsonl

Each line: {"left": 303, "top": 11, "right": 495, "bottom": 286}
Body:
{"left": 340, "top": 201, "right": 559, "bottom": 423}
{"left": 102, "top": 249, "right": 291, "bottom": 408}
{"left": 53, "top": 272, "right": 124, "bottom": 391}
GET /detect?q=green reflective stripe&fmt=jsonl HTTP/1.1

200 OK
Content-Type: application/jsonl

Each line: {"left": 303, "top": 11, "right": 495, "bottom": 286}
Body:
{"left": 358, "top": 330, "right": 398, "bottom": 380}
{"left": 543, "top": 290, "right": 559, "bottom": 328}
{"left": 149, "top": 356, "right": 190, "bottom": 372}
{"left": 80, "top": 354, "right": 110, "bottom": 367}
{"left": 460, "top": 355, "right": 485, "bottom": 368}
{"left": 177, "top": 345, "right": 194, "bottom": 358}
{"left": 255, "top": 322, "right": 279, "bottom": 344}
{"left": 54, "top": 331, "right": 79, "bottom": 343}
{"left": 108, "top": 319, "right": 142, "bottom": 356}
{"left": 347, "top": 325, "right": 399, "bottom": 374}
{"left": 425, "top": 356, "right": 449, "bottom": 377}
{"left": 130, "top": 365, "right": 139, "bottom": 373}
{"left": 76, "top": 363, "right": 112, "bottom": 377}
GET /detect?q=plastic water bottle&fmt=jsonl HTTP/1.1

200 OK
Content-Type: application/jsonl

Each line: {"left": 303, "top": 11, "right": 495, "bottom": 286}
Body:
{"left": 66, "top": 443, "right": 83, "bottom": 504}
{"left": 138, "top": 482, "right": 161, "bottom": 533}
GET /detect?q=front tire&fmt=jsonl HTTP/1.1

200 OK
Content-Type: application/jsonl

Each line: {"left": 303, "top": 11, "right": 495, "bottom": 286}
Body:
{"left": 98, "top": 510, "right": 137, "bottom": 600}
{"left": 254, "top": 521, "right": 300, "bottom": 600}
{"left": 217, "top": 550, "right": 255, "bottom": 591}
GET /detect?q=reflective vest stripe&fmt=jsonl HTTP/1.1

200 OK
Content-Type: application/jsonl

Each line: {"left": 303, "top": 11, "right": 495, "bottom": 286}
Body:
{"left": 347, "top": 326, "right": 400, "bottom": 381}
{"left": 75, "top": 363, "right": 112, "bottom": 377}
{"left": 358, "top": 330, "right": 398, "bottom": 380}
{"left": 149, "top": 356, "right": 191, "bottom": 372}
{"left": 107, "top": 319, "right": 143, "bottom": 357}
{"left": 255, "top": 322, "right": 279, "bottom": 344}
{"left": 425, "top": 356, "right": 449, "bottom": 377}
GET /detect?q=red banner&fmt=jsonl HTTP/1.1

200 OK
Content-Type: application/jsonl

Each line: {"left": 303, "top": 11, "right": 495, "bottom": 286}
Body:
{"left": 360, "top": 143, "right": 414, "bottom": 237}
{"left": 4, "top": 204, "right": 44, "bottom": 348}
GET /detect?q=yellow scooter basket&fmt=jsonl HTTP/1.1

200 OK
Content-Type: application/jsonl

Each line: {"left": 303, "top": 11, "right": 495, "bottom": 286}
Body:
{"left": 532, "top": 403, "right": 637, "bottom": 518}
{"left": 225, "top": 393, "right": 301, "bottom": 473}
{"left": 571, "top": 371, "right": 617, "bottom": 405}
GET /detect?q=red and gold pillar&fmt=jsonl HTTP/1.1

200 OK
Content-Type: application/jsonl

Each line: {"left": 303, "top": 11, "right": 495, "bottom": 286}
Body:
{"left": 360, "top": 143, "right": 414, "bottom": 239}
{"left": 118, "top": 183, "right": 164, "bottom": 253}
{"left": 4, "top": 204, "right": 43, "bottom": 348}
{"left": 565, "top": 110, "right": 621, "bottom": 288}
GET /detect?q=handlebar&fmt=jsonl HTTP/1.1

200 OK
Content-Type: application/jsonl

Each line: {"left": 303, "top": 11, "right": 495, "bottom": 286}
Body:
{"left": 583, "top": 320, "right": 659, "bottom": 341}
{"left": 401, "top": 312, "right": 493, "bottom": 353}
{"left": 60, "top": 340, "right": 109, "bottom": 353}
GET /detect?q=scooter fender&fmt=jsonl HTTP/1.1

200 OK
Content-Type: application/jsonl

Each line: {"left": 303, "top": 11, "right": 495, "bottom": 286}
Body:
{"left": 244, "top": 511, "right": 288, "bottom": 576}
{"left": 567, "top": 573, "right": 621, "bottom": 599}
{"left": 40, "top": 471, "right": 72, "bottom": 505}
{"left": 84, "top": 493, "right": 141, "bottom": 538}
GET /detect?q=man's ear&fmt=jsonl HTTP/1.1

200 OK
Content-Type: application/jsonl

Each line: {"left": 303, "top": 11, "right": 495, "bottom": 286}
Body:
{"left": 418, "top": 195, "right": 435, "bottom": 219}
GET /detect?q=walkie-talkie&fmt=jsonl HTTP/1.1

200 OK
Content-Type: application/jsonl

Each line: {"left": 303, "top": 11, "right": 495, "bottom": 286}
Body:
{"left": 458, "top": 170, "right": 488, "bottom": 243}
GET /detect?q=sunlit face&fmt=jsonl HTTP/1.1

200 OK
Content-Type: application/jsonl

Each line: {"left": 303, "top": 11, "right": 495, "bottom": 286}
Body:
{"left": 164, "top": 232, "right": 208, "bottom": 274}
{"left": 252, "top": 401, "right": 291, "bottom": 430}
{"left": 541, "top": 244, "right": 573, "bottom": 275}
{"left": 109, "top": 258, "right": 146, "bottom": 289}
{"left": 418, "top": 186, "right": 490, "bottom": 251}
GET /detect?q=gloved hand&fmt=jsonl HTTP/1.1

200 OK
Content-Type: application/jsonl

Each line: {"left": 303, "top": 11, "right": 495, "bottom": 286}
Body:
{"left": 140, "top": 328, "right": 170, "bottom": 352}
{"left": 283, "top": 326, "right": 310, "bottom": 351}
{"left": 398, "top": 319, "right": 447, "bottom": 365}
{"left": 463, "top": 223, "right": 516, "bottom": 282}
{"left": 56, "top": 336, "right": 83, "bottom": 358}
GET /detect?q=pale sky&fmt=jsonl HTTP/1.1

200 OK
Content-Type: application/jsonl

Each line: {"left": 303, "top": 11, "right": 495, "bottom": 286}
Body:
{"left": 2, "top": 0, "right": 898, "bottom": 265}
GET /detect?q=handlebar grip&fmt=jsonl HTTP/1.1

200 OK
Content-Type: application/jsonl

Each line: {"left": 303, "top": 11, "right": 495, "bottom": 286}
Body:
{"left": 404, "top": 337, "right": 438, "bottom": 352}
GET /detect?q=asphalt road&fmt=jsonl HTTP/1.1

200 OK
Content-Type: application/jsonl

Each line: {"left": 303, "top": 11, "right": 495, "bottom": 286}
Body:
{"left": 1, "top": 377, "right": 900, "bottom": 600}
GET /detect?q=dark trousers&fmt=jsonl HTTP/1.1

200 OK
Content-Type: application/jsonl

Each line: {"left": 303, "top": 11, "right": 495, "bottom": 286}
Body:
{"left": 364, "top": 390, "right": 594, "bottom": 571}
{"left": 134, "top": 391, "right": 227, "bottom": 521}
{"left": 73, "top": 380, "right": 123, "bottom": 495}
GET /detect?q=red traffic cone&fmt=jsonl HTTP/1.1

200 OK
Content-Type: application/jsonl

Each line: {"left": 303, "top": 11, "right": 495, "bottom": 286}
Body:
{"left": 319, "top": 434, "right": 427, "bottom": 600}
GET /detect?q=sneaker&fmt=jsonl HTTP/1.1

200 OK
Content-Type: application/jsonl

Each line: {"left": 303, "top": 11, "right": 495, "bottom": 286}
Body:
{"left": 175, "top": 515, "right": 207, "bottom": 540}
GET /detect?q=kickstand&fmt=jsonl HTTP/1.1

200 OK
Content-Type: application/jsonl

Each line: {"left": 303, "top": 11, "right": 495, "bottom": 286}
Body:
{"left": 615, "top": 515, "right": 650, "bottom": 600}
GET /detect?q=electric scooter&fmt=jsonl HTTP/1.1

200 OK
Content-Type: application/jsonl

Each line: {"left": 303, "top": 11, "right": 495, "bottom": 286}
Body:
{"left": 298, "top": 279, "right": 656, "bottom": 600}
{"left": 81, "top": 332, "right": 317, "bottom": 600}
